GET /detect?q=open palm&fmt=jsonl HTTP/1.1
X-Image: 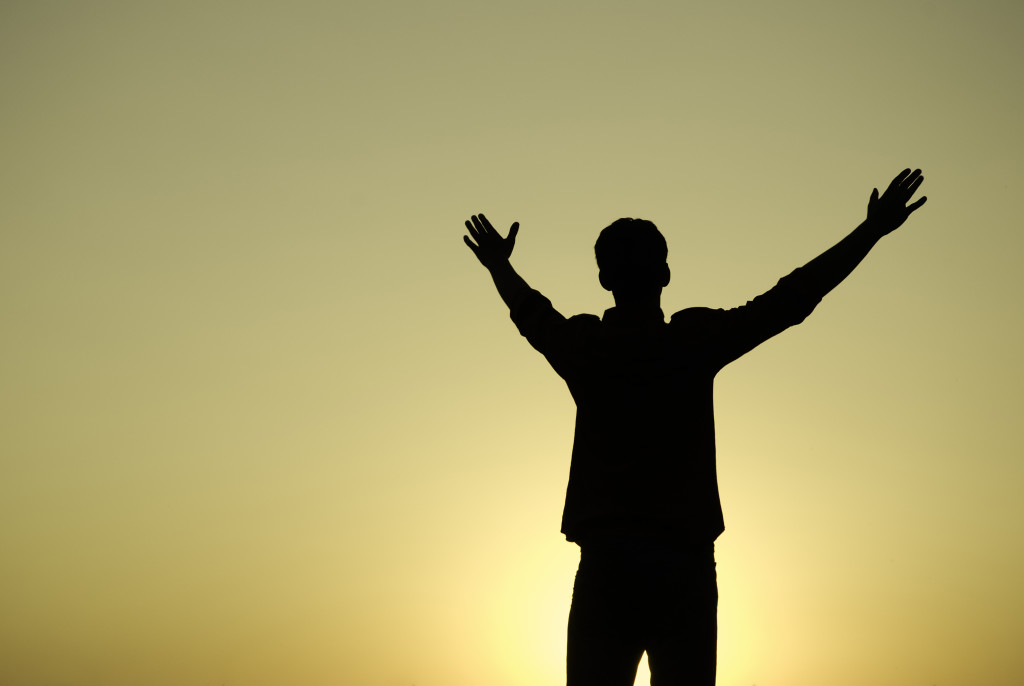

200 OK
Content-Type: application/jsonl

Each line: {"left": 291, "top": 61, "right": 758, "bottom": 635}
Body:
{"left": 464, "top": 213, "right": 519, "bottom": 269}
{"left": 867, "top": 168, "right": 927, "bottom": 235}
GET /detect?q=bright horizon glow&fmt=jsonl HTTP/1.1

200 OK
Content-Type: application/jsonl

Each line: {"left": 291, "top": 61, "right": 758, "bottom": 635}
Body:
{"left": 2, "top": 2, "right": 1023, "bottom": 685}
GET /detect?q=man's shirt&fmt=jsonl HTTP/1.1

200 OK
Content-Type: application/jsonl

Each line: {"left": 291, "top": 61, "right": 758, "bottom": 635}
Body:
{"left": 510, "top": 267, "right": 825, "bottom": 545}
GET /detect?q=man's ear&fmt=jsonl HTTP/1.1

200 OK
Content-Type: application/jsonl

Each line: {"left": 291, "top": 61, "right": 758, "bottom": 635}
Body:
{"left": 660, "top": 263, "right": 671, "bottom": 288}
{"left": 599, "top": 269, "right": 615, "bottom": 292}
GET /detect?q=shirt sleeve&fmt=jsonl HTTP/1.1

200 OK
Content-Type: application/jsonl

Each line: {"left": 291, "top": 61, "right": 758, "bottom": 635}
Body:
{"left": 509, "top": 289, "right": 598, "bottom": 375}
{"left": 680, "top": 266, "right": 826, "bottom": 369}
{"left": 510, "top": 289, "right": 568, "bottom": 350}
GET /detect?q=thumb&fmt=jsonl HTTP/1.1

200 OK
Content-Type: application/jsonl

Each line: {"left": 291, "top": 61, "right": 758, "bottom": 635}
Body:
{"left": 506, "top": 222, "right": 520, "bottom": 251}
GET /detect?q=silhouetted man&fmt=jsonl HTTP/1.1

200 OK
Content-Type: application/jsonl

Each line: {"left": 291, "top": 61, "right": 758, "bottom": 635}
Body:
{"left": 463, "top": 169, "right": 926, "bottom": 685}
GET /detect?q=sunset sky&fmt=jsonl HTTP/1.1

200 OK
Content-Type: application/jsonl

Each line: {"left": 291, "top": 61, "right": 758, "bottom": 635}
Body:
{"left": 2, "top": 2, "right": 1023, "bottom": 685}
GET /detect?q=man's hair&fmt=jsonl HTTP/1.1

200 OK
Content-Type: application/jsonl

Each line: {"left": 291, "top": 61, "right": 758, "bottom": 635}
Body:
{"left": 595, "top": 218, "right": 668, "bottom": 291}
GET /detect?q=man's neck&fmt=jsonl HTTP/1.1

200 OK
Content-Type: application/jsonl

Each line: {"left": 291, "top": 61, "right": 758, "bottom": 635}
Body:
{"left": 612, "top": 289, "right": 662, "bottom": 310}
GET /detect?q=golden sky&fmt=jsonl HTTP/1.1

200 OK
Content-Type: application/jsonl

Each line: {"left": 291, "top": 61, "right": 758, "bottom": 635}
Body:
{"left": 2, "top": 2, "right": 1023, "bottom": 685}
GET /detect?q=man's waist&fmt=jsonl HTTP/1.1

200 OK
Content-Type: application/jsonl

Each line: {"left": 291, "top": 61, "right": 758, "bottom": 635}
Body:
{"left": 571, "top": 519, "right": 718, "bottom": 551}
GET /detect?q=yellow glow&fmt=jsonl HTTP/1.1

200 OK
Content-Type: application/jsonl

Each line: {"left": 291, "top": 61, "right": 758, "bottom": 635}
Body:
{"left": 2, "top": 2, "right": 1023, "bottom": 685}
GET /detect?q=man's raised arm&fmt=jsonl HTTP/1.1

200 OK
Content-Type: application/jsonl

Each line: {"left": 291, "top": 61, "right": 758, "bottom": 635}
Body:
{"left": 464, "top": 213, "right": 531, "bottom": 310}
{"left": 796, "top": 168, "right": 928, "bottom": 298}
{"left": 703, "top": 169, "right": 928, "bottom": 367}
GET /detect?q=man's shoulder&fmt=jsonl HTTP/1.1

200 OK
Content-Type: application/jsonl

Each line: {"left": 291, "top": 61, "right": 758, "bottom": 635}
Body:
{"left": 669, "top": 306, "right": 727, "bottom": 326}
{"left": 667, "top": 307, "right": 734, "bottom": 344}
{"left": 568, "top": 313, "right": 602, "bottom": 324}
{"left": 562, "top": 312, "right": 602, "bottom": 337}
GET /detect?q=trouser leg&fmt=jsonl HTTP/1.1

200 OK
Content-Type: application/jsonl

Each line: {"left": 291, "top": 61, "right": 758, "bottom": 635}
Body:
{"left": 566, "top": 549, "right": 644, "bottom": 686}
{"left": 644, "top": 548, "right": 718, "bottom": 686}
{"left": 644, "top": 600, "right": 717, "bottom": 686}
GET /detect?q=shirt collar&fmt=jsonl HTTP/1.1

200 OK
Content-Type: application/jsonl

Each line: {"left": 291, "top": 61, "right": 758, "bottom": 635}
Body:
{"left": 602, "top": 305, "right": 666, "bottom": 327}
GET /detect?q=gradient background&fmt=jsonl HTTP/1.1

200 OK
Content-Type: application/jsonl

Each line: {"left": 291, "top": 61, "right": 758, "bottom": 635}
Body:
{"left": 2, "top": 2, "right": 1022, "bottom": 685}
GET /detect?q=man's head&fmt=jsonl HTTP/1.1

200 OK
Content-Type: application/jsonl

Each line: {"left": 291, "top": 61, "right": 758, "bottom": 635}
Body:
{"left": 595, "top": 218, "right": 670, "bottom": 298}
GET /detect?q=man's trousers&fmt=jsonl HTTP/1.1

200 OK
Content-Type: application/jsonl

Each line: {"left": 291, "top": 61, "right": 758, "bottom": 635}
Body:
{"left": 566, "top": 536, "right": 718, "bottom": 686}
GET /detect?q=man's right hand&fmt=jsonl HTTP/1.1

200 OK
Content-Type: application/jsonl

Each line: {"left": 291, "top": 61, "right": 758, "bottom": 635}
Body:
{"left": 464, "top": 213, "right": 520, "bottom": 270}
